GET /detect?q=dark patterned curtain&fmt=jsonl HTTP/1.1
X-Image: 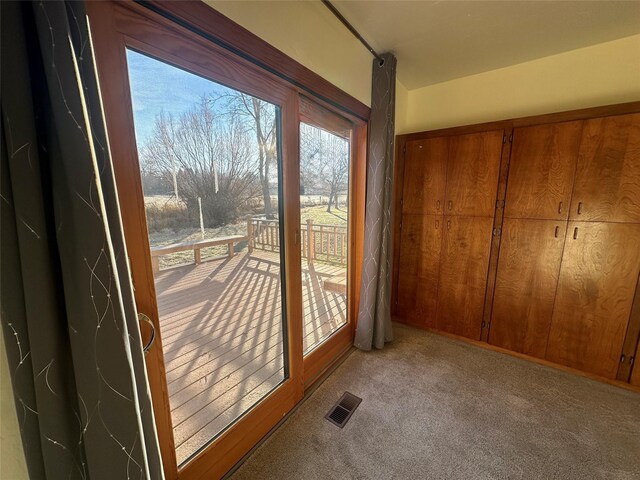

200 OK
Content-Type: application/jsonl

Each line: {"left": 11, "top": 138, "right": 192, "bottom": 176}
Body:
{"left": 1, "top": 2, "right": 163, "bottom": 479}
{"left": 355, "top": 53, "right": 397, "bottom": 350}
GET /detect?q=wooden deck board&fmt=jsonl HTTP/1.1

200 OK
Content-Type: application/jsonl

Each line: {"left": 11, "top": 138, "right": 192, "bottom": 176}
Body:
{"left": 154, "top": 250, "right": 347, "bottom": 465}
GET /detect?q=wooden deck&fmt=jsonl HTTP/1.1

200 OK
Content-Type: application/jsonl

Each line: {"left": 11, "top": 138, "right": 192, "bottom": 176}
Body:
{"left": 154, "top": 250, "right": 347, "bottom": 464}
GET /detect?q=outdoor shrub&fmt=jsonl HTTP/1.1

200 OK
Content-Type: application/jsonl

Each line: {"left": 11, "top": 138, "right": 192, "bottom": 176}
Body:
{"left": 145, "top": 201, "right": 192, "bottom": 233}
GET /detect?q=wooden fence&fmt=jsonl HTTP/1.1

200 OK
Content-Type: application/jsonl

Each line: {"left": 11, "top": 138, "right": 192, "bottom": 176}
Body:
{"left": 248, "top": 217, "right": 347, "bottom": 265}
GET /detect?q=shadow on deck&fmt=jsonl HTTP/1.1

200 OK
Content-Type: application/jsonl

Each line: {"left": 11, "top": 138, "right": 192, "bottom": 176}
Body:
{"left": 153, "top": 250, "right": 347, "bottom": 464}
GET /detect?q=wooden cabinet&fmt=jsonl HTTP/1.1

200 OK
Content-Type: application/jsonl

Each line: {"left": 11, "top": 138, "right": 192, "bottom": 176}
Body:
{"left": 402, "top": 138, "right": 448, "bottom": 215}
{"left": 546, "top": 222, "right": 640, "bottom": 378}
{"left": 489, "top": 219, "right": 566, "bottom": 358}
{"left": 395, "top": 131, "right": 502, "bottom": 337}
{"left": 394, "top": 105, "right": 640, "bottom": 386}
{"left": 396, "top": 214, "right": 442, "bottom": 327}
{"left": 436, "top": 216, "right": 493, "bottom": 340}
{"left": 631, "top": 341, "right": 640, "bottom": 387}
{"left": 444, "top": 130, "right": 503, "bottom": 217}
{"left": 504, "top": 122, "right": 582, "bottom": 220}
{"left": 570, "top": 113, "right": 640, "bottom": 223}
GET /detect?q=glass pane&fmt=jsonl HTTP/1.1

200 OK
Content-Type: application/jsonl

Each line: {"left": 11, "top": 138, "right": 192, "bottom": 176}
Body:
{"left": 126, "top": 50, "right": 287, "bottom": 465}
{"left": 299, "top": 122, "right": 350, "bottom": 354}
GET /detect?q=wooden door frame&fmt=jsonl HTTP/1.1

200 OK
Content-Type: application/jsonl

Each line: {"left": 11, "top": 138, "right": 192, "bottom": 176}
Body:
{"left": 297, "top": 96, "right": 367, "bottom": 389}
{"left": 87, "top": 2, "right": 368, "bottom": 479}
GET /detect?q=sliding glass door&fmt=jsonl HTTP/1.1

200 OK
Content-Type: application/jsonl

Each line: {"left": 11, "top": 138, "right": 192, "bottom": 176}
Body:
{"left": 298, "top": 98, "right": 362, "bottom": 387}
{"left": 125, "top": 49, "right": 290, "bottom": 465}
{"left": 88, "top": 4, "right": 304, "bottom": 477}
{"left": 299, "top": 120, "right": 350, "bottom": 354}
{"left": 87, "top": 2, "right": 366, "bottom": 478}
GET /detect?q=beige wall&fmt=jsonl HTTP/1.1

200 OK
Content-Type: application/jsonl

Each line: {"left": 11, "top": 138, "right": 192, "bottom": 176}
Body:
{"left": 205, "top": 1, "right": 372, "bottom": 108}
{"left": 399, "top": 34, "right": 640, "bottom": 134}
{"left": 1, "top": 335, "right": 28, "bottom": 479}
{"left": 207, "top": 3, "right": 639, "bottom": 136}
{"left": 395, "top": 79, "right": 409, "bottom": 135}
{"left": 205, "top": 2, "right": 418, "bottom": 135}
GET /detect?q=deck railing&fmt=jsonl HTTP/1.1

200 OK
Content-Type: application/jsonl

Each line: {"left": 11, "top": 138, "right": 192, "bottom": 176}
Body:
{"left": 248, "top": 217, "right": 347, "bottom": 265}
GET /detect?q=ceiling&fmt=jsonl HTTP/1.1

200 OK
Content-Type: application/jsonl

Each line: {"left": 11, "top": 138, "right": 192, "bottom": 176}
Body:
{"left": 332, "top": 1, "right": 640, "bottom": 90}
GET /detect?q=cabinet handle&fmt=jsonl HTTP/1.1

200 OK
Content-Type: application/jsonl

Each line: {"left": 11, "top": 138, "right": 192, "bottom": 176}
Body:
{"left": 448, "top": 200, "right": 453, "bottom": 211}
{"left": 573, "top": 227, "right": 578, "bottom": 239}
{"left": 558, "top": 201, "right": 563, "bottom": 214}
{"left": 435, "top": 219, "right": 439, "bottom": 229}
{"left": 554, "top": 226, "right": 559, "bottom": 238}
{"left": 577, "top": 202, "right": 583, "bottom": 215}
{"left": 436, "top": 200, "right": 440, "bottom": 210}
{"left": 447, "top": 220, "right": 451, "bottom": 230}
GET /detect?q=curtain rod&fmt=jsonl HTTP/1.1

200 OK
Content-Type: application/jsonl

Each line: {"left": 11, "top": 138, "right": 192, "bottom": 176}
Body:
{"left": 321, "top": 0, "right": 384, "bottom": 66}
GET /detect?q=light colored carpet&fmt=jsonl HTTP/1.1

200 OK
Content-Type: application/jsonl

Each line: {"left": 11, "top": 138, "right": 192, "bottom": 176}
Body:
{"left": 230, "top": 323, "right": 640, "bottom": 480}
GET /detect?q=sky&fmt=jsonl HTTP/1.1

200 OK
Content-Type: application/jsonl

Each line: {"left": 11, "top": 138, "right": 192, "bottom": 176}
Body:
{"left": 125, "top": 49, "right": 348, "bottom": 192}
{"left": 126, "top": 49, "right": 231, "bottom": 146}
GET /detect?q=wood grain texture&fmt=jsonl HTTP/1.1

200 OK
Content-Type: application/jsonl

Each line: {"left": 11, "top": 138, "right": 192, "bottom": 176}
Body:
{"left": 618, "top": 271, "right": 640, "bottom": 381}
{"left": 570, "top": 113, "right": 640, "bottom": 223}
{"left": 631, "top": 340, "right": 640, "bottom": 387}
{"left": 391, "top": 136, "right": 407, "bottom": 316}
{"left": 505, "top": 122, "right": 583, "bottom": 220}
{"left": 480, "top": 128, "right": 513, "bottom": 342}
{"left": 489, "top": 219, "right": 566, "bottom": 358}
{"left": 396, "top": 214, "right": 443, "bottom": 328}
{"left": 349, "top": 122, "right": 367, "bottom": 334}
{"left": 299, "top": 95, "right": 353, "bottom": 139}
{"left": 402, "top": 138, "right": 449, "bottom": 215}
{"left": 436, "top": 216, "right": 493, "bottom": 340}
{"left": 444, "top": 130, "right": 503, "bottom": 217}
{"left": 546, "top": 222, "right": 640, "bottom": 378}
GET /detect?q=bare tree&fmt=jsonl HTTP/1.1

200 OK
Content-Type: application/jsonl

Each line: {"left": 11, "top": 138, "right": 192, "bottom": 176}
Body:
{"left": 300, "top": 123, "right": 349, "bottom": 213}
{"left": 140, "top": 97, "right": 259, "bottom": 226}
{"left": 216, "top": 92, "right": 277, "bottom": 218}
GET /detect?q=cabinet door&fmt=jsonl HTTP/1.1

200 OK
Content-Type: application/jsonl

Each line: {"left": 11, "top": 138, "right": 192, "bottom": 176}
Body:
{"left": 546, "top": 222, "right": 640, "bottom": 378}
{"left": 505, "top": 122, "right": 582, "bottom": 220}
{"left": 402, "top": 138, "right": 449, "bottom": 215}
{"left": 489, "top": 219, "right": 566, "bottom": 358}
{"left": 570, "top": 113, "right": 640, "bottom": 223}
{"left": 396, "top": 214, "right": 442, "bottom": 327}
{"left": 631, "top": 340, "right": 640, "bottom": 387}
{"left": 436, "top": 216, "right": 493, "bottom": 339}
{"left": 444, "top": 130, "right": 503, "bottom": 217}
